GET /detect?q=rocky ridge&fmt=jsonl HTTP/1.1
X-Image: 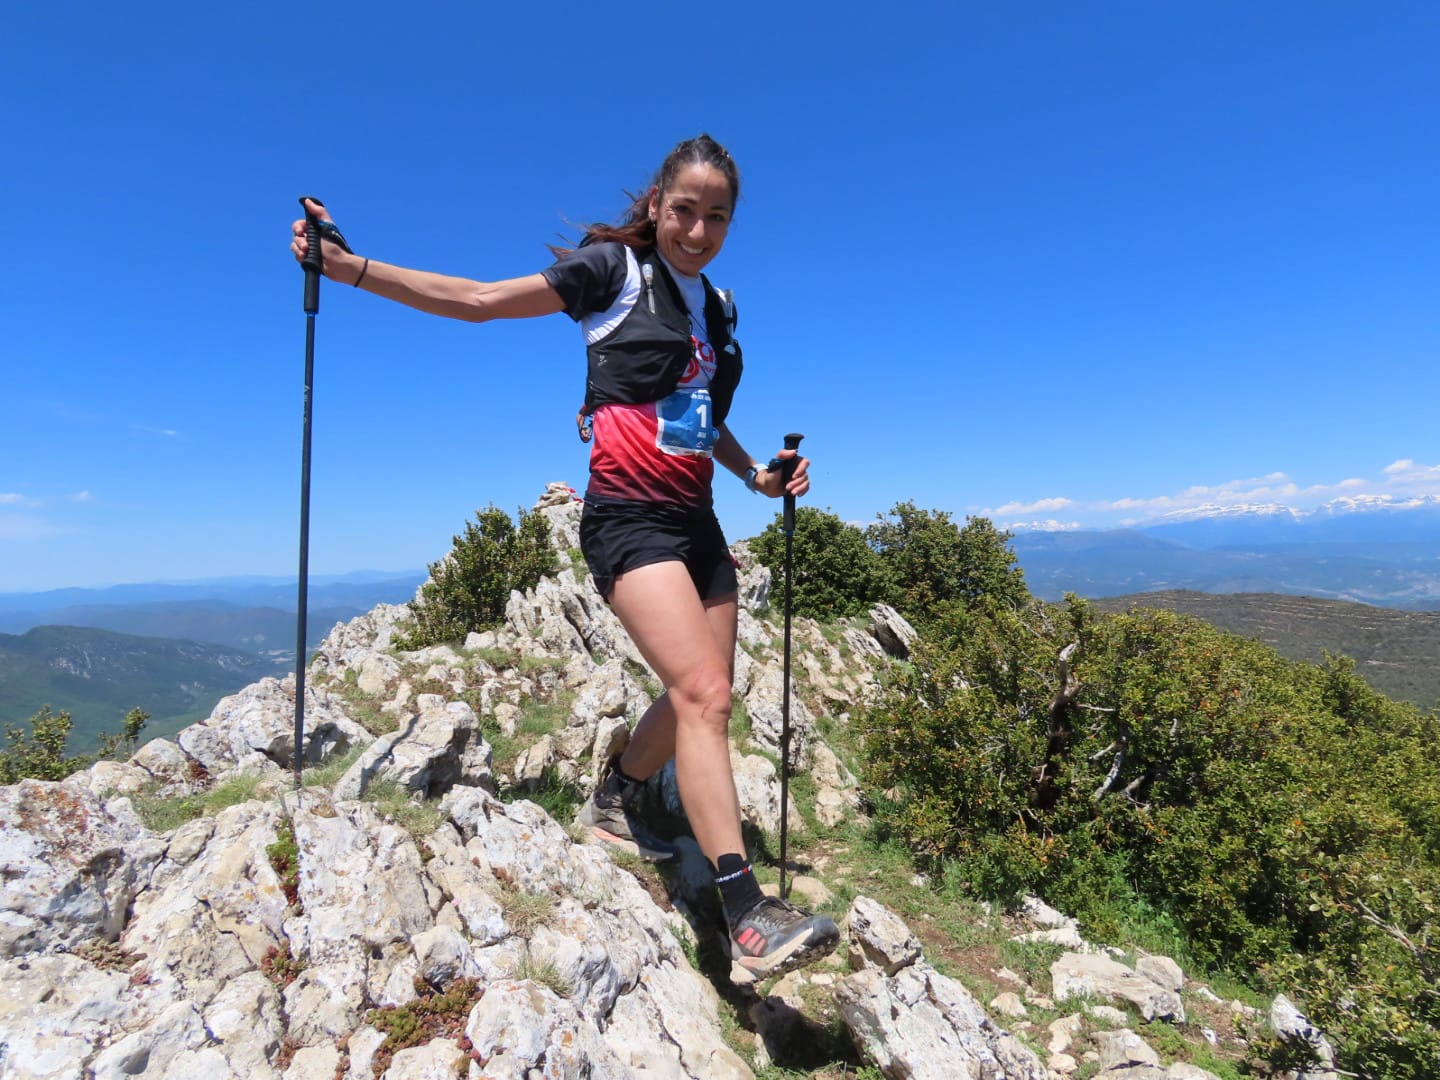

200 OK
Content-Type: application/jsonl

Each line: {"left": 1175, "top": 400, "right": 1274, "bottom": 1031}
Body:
{"left": 0, "top": 487, "right": 1337, "bottom": 1079}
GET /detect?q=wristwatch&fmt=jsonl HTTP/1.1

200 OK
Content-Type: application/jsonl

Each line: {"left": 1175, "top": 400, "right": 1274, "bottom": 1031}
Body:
{"left": 744, "top": 464, "right": 764, "bottom": 493}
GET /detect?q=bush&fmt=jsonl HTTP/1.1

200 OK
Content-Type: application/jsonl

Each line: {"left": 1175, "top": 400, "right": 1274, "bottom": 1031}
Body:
{"left": 861, "top": 597, "right": 1440, "bottom": 1076}
{"left": 749, "top": 506, "right": 884, "bottom": 620}
{"left": 396, "top": 505, "right": 555, "bottom": 649}
{"left": 0, "top": 705, "right": 147, "bottom": 783}
{"left": 866, "top": 503, "right": 1029, "bottom": 624}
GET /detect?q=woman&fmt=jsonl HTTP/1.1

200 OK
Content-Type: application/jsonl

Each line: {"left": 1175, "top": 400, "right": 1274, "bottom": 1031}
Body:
{"left": 290, "top": 134, "right": 838, "bottom": 983}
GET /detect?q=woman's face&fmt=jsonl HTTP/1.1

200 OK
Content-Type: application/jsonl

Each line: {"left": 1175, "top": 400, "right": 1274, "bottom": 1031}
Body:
{"left": 649, "top": 163, "right": 733, "bottom": 277}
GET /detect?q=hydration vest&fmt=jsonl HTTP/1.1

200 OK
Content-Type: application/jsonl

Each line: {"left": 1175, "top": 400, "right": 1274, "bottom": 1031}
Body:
{"left": 582, "top": 247, "right": 743, "bottom": 423}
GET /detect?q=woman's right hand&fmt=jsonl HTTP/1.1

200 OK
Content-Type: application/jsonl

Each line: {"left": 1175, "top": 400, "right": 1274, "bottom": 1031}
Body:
{"left": 290, "top": 198, "right": 361, "bottom": 284}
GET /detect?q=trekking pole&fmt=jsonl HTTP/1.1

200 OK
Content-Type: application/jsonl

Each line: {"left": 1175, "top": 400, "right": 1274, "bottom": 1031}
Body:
{"left": 776, "top": 432, "right": 804, "bottom": 900}
{"left": 292, "top": 196, "right": 325, "bottom": 790}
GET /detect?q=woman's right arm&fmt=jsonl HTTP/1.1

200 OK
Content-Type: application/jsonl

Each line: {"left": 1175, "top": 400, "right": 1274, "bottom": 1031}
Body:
{"left": 290, "top": 198, "right": 565, "bottom": 324}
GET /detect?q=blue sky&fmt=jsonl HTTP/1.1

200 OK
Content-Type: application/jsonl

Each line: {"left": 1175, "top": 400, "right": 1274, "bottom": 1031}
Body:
{"left": 3, "top": 1, "right": 1437, "bottom": 591}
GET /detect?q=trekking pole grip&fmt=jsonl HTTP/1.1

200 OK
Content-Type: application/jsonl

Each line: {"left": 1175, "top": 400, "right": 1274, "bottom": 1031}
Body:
{"left": 299, "top": 196, "right": 325, "bottom": 316}
{"left": 780, "top": 432, "right": 804, "bottom": 533}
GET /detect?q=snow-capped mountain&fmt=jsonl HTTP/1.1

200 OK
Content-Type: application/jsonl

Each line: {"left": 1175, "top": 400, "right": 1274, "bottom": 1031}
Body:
{"left": 1145, "top": 495, "right": 1440, "bottom": 549}
{"left": 1007, "top": 495, "right": 1440, "bottom": 610}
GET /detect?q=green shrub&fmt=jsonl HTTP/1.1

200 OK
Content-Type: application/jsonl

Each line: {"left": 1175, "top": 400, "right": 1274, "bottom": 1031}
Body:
{"left": 862, "top": 596, "right": 1440, "bottom": 1076}
{"left": 866, "top": 503, "right": 1029, "bottom": 625}
{"left": 749, "top": 506, "right": 884, "bottom": 619}
{"left": 396, "top": 505, "right": 555, "bottom": 649}
{"left": 0, "top": 705, "right": 147, "bottom": 783}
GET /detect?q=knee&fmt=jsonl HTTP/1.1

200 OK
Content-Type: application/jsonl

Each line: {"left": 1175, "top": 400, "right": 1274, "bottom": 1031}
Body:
{"left": 671, "top": 668, "right": 733, "bottom": 735}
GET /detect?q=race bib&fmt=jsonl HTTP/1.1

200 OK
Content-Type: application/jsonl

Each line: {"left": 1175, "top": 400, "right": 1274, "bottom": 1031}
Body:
{"left": 656, "top": 387, "right": 717, "bottom": 456}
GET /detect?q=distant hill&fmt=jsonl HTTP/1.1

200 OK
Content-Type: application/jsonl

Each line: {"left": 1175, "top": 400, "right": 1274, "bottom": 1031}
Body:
{"left": 0, "top": 626, "right": 287, "bottom": 753}
{"left": 0, "top": 572, "right": 425, "bottom": 619}
{"left": 0, "top": 572, "right": 426, "bottom": 655}
{"left": 0, "top": 602, "right": 373, "bottom": 657}
{"left": 1011, "top": 529, "right": 1440, "bottom": 609}
{"left": 1092, "top": 590, "right": 1440, "bottom": 709}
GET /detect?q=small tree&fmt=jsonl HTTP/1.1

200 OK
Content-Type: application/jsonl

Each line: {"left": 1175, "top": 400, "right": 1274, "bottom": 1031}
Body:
{"left": 749, "top": 506, "right": 885, "bottom": 620}
{"left": 866, "top": 503, "right": 1029, "bottom": 623}
{"left": 397, "top": 505, "right": 556, "bottom": 649}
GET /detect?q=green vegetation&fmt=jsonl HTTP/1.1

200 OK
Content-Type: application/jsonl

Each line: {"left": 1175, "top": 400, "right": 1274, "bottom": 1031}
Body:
{"left": 362, "top": 780, "right": 443, "bottom": 838}
{"left": 131, "top": 771, "right": 266, "bottom": 832}
{"left": 487, "top": 696, "right": 572, "bottom": 776}
{"left": 750, "top": 507, "right": 884, "bottom": 619}
{"left": 301, "top": 744, "right": 365, "bottom": 787}
{"left": 0, "top": 625, "right": 280, "bottom": 752}
{"left": 365, "top": 977, "right": 483, "bottom": 1076}
{"left": 866, "top": 501, "right": 1029, "bottom": 623}
{"left": 512, "top": 951, "right": 573, "bottom": 998}
{"left": 860, "top": 563, "right": 1440, "bottom": 1078}
{"left": 0, "top": 705, "right": 147, "bottom": 783}
{"left": 749, "top": 501, "right": 1029, "bottom": 627}
{"left": 498, "top": 879, "right": 555, "bottom": 935}
{"left": 1095, "top": 589, "right": 1440, "bottom": 709}
{"left": 332, "top": 670, "right": 400, "bottom": 737}
{"left": 395, "top": 505, "right": 555, "bottom": 649}
{"left": 260, "top": 941, "right": 305, "bottom": 987}
{"left": 267, "top": 819, "right": 301, "bottom": 909}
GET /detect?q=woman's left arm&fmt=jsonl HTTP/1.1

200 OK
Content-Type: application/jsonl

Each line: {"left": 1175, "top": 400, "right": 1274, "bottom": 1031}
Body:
{"left": 714, "top": 424, "right": 810, "bottom": 499}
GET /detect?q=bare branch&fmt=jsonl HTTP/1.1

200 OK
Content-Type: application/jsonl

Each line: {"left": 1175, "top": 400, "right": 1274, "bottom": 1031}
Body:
{"left": 1091, "top": 745, "right": 1127, "bottom": 803}
{"left": 1089, "top": 741, "right": 1120, "bottom": 761}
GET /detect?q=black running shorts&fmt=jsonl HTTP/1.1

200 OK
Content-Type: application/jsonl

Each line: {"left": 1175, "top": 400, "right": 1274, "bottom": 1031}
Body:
{"left": 579, "top": 496, "right": 739, "bottom": 602}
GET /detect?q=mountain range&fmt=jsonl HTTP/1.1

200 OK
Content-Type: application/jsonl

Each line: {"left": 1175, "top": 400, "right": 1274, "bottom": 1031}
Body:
{"left": 0, "top": 625, "right": 285, "bottom": 751}
{"left": 0, "top": 574, "right": 426, "bottom": 752}
{"left": 1010, "top": 497, "right": 1440, "bottom": 609}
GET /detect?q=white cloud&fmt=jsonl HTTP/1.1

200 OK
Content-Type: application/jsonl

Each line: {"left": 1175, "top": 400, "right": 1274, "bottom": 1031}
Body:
{"left": 988, "top": 459, "right": 1440, "bottom": 529}
{"left": 1005, "top": 519, "right": 1081, "bottom": 532}
{"left": 133, "top": 424, "right": 179, "bottom": 437}
{"left": 989, "top": 496, "right": 1074, "bottom": 516}
{"left": 0, "top": 493, "right": 25, "bottom": 505}
{"left": 68, "top": 491, "right": 94, "bottom": 503}
{"left": 1383, "top": 459, "right": 1440, "bottom": 485}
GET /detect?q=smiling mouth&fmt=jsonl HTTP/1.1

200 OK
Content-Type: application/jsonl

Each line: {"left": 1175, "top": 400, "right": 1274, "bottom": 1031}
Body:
{"left": 678, "top": 243, "right": 705, "bottom": 256}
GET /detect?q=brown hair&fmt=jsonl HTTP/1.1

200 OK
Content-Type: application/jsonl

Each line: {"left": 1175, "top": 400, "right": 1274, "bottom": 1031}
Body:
{"left": 553, "top": 134, "right": 740, "bottom": 255}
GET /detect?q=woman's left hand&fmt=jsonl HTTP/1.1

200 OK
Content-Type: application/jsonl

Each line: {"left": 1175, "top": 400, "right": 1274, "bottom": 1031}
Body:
{"left": 759, "top": 451, "right": 809, "bottom": 499}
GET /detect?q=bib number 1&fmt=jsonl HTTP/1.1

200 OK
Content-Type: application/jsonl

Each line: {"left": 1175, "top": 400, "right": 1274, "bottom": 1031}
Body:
{"left": 656, "top": 388, "right": 717, "bottom": 456}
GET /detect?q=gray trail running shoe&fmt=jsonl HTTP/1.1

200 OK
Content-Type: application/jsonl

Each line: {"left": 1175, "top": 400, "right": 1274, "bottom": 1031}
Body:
{"left": 726, "top": 896, "right": 841, "bottom": 984}
{"left": 575, "top": 770, "right": 679, "bottom": 862}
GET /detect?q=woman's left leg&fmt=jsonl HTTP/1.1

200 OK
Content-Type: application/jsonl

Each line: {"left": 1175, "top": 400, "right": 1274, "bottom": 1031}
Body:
{"left": 617, "top": 590, "right": 737, "bottom": 779}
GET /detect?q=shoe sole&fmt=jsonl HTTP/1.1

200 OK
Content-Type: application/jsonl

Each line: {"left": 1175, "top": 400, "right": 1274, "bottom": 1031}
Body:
{"left": 728, "top": 923, "right": 840, "bottom": 984}
{"left": 587, "top": 825, "right": 678, "bottom": 863}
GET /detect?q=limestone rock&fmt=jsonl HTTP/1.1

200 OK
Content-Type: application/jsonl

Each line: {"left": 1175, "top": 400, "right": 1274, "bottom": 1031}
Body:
{"left": 869, "top": 604, "right": 918, "bottom": 658}
{"left": 0, "top": 780, "right": 165, "bottom": 958}
{"left": 179, "top": 676, "right": 372, "bottom": 775}
{"left": 837, "top": 963, "right": 1048, "bottom": 1080}
{"left": 1136, "top": 953, "right": 1185, "bottom": 993}
{"left": 333, "top": 698, "right": 491, "bottom": 800}
{"left": 847, "top": 895, "right": 922, "bottom": 976}
{"left": 1051, "top": 951, "right": 1185, "bottom": 1022}
{"left": 1270, "top": 993, "right": 1339, "bottom": 1080}
{"left": 743, "top": 663, "right": 814, "bottom": 766}
{"left": 1096, "top": 1028, "right": 1162, "bottom": 1071}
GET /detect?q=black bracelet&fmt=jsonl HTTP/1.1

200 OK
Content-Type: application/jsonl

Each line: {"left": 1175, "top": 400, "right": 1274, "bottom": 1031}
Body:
{"left": 353, "top": 258, "right": 369, "bottom": 288}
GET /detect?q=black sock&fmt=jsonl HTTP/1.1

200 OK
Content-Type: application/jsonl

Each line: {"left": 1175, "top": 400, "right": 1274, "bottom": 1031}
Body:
{"left": 713, "top": 854, "right": 765, "bottom": 928}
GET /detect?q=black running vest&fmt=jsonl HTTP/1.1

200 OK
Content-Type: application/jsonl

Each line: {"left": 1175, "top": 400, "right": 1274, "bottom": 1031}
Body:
{"left": 581, "top": 247, "right": 743, "bottom": 423}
